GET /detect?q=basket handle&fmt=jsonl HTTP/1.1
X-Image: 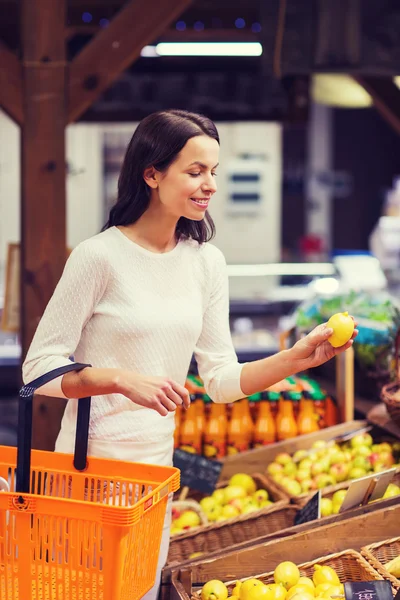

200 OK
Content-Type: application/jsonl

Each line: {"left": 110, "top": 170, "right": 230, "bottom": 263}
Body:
{"left": 16, "top": 363, "right": 92, "bottom": 494}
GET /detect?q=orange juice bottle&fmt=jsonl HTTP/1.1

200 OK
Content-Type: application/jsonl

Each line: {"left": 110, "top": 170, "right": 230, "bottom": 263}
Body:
{"left": 266, "top": 391, "right": 280, "bottom": 419}
{"left": 287, "top": 390, "right": 302, "bottom": 420}
{"left": 242, "top": 398, "right": 254, "bottom": 447}
{"left": 253, "top": 395, "right": 276, "bottom": 447}
{"left": 179, "top": 400, "right": 201, "bottom": 454}
{"left": 276, "top": 391, "right": 298, "bottom": 440}
{"left": 324, "top": 395, "right": 339, "bottom": 427}
{"left": 203, "top": 402, "right": 227, "bottom": 459}
{"left": 309, "top": 390, "right": 327, "bottom": 428}
{"left": 195, "top": 393, "right": 205, "bottom": 442}
{"left": 227, "top": 400, "right": 250, "bottom": 455}
{"left": 174, "top": 405, "right": 182, "bottom": 449}
{"left": 248, "top": 393, "right": 261, "bottom": 422}
{"left": 297, "top": 395, "right": 319, "bottom": 435}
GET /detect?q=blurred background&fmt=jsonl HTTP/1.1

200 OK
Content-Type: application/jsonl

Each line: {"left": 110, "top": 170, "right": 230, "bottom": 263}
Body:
{"left": 2, "top": 0, "right": 400, "bottom": 447}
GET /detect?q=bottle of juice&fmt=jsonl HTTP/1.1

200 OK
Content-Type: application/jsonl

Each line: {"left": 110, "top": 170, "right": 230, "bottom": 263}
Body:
{"left": 276, "top": 391, "right": 298, "bottom": 440}
{"left": 179, "top": 400, "right": 201, "bottom": 454}
{"left": 227, "top": 400, "right": 250, "bottom": 455}
{"left": 287, "top": 390, "right": 302, "bottom": 420}
{"left": 297, "top": 394, "right": 319, "bottom": 435}
{"left": 253, "top": 395, "right": 276, "bottom": 447}
{"left": 242, "top": 398, "right": 254, "bottom": 447}
{"left": 203, "top": 403, "right": 227, "bottom": 459}
{"left": 324, "top": 395, "right": 339, "bottom": 427}
{"left": 266, "top": 391, "right": 280, "bottom": 420}
{"left": 248, "top": 393, "right": 261, "bottom": 422}
{"left": 195, "top": 393, "right": 205, "bottom": 439}
{"left": 309, "top": 390, "right": 327, "bottom": 428}
{"left": 174, "top": 405, "right": 182, "bottom": 449}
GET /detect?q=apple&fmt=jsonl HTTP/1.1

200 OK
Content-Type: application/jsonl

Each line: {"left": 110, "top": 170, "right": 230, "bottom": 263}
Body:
{"left": 212, "top": 489, "right": 225, "bottom": 504}
{"left": 332, "top": 490, "right": 348, "bottom": 505}
{"left": 221, "top": 504, "right": 240, "bottom": 519}
{"left": 223, "top": 485, "right": 247, "bottom": 504}
{"left": 312, "top": 440, "right": 327, "bottom": 450}
{"left": 229, "top": 473, "right": 257, "bottom": 494}
{"left": 283, "top": 461, "right": 297, "bottom": 476}
{"left": 352, "top": 456, "right": 370, "bottom": 471}
{"left": 353, "top": 445, "right": 371, "bottom": 458}
{"left": 267, "top": 462, "right": 284, "bottom": 476}
{"left": 229, "top": 497, "right": 246, "bottom": 512}
{"left": 329, "top": 463, "right": 350, "bottom": 483}
{"left": 259, "top": 500, "right": 274, "bottom": 508}
{"left": 328, "top": 450, "right": 345, "bottom": 465}
{"left": 383, "top": 483, "right": 400, "bottom": 498}
{"left": 296, "top": 469, "right": 312, "bottom": 483}
{"left": 378, "top": 442, "right": 392, "bottom": 454}
{"left": 273, "top": 473, "right": 285, "bottom": 483}
{"left": 369, "top": 452, "right": 381, "bottom": 467}
{"left": 200, "top": 497, "right": 217, "bottom": 513}
{"left": 241, "top": 503, "right": 260, "bottom": 515}
{"left": 301, "top": 479, "right": 316, "bottom": 493}
{"left": 177, "top": 510, "right": 201, "bottom": 529}
{"left": 377, "top": 451, "right": 395, "bottom": 467}
{"left": 299, "top": 458, "right": 313, "bottom": 471}
{"left": 172, "top": 507, "right": 182, "bottom": 521}
{"left": 373, "top": 462, "right": 386, "bottom": 473}
{"left": 349, "top": 467, "right": 367, "bottom": 479}
{"left": 281, "top": 479, "right": 302, "bottom": 496}
{"left": 293, "top": 450, "right": 309, "bottom": 462}
{"left": 206, "top": 504, "right": 223, "bottom": 521}
{"left": 314, "top": 474, "right": 336, "bottom": 489}
{"left": 320, "top": 497, "right": 333, "bottom": 517}
{"left": 311, "top": 460, "right": 327, "bottom": 477}
{"left": 350, "top": 433, "right": 373, "bottom": 448}
{"left": 253, "top": 489, "right": 269, "bottom": 504}
{"left": 275, "top": 452, "right": 293, "bottom": 466}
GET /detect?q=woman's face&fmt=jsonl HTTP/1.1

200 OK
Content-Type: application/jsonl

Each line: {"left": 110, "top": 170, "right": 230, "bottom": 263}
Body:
{"left": 145, "top": 135, "right": 219, "bottom": 221}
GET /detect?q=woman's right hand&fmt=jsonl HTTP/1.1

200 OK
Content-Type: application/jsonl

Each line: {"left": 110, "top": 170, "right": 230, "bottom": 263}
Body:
{"left": 115, "top": 371, "right": 191, "bottom": 416}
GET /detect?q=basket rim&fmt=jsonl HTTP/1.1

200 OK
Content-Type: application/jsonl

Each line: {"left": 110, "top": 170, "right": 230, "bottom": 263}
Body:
{"left": 361, "top": 537, "right": 400, "bottom": 588}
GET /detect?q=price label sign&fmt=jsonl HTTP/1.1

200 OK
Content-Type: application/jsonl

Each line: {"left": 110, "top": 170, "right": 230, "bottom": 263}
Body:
{"left": 173, "top": 449, "right": 223, "bottom": 495}
{"left": 294, "top": 491, "right": 321, "bottom": 526}
{"left": 344, "top": 581, "right": 393, "bottom": 600}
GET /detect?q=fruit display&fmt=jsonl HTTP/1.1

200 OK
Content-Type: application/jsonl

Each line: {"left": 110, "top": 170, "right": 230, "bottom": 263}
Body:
{"left": 199, "top": 553, "right": 378, "bottom": 600}
{"left": 383, "top": 556, "right": 400, "bottom": 578}
{"left": 266, "top": 435, "right": 400, "bottom": 498}
{"left": 170, "top": 474, "right": 277, "bottom": 536}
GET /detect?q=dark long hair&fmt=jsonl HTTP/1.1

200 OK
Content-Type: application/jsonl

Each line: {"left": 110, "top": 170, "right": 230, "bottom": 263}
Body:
{"left": 103, "top": 109, "right": 219, "bottom": 243}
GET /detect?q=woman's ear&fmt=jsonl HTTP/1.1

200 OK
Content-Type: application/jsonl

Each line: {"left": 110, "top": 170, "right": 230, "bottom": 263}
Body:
{"left": 143, "top": 166, "right": 159, "bottom": 189}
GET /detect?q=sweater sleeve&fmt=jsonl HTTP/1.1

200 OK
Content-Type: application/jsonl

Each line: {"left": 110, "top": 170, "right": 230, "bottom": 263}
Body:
{"left": 194, "top": 246, "right": 246, "bottom": 403}
{"left": 22, "top": 239, "right": 109, "bottom": 397}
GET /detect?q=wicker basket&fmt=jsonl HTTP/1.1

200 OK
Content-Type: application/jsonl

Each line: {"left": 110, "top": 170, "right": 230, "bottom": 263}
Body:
{"left": 361, "top": 537, "right": 400, "bottom": 589}
{"left": 191, "top": 549, "right": 388, "bottom": 598}
{"left": 381, "top": 328, "right": 400, "bottom": 428}
{"left": 167, "top": 503, "right": 296, "bottom": 566}
{"left": 171, "top": 499, "right": 209, "bottom": 534}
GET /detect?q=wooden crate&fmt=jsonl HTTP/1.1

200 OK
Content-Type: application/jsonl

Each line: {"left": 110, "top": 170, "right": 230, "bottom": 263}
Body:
{"left": 165, "top": 501, "right": 400, "bottom": 600}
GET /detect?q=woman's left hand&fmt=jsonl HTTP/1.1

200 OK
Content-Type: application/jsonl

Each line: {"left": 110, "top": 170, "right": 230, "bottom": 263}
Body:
{"left": 290, "top": 318, "right": 358, "bottom": 370}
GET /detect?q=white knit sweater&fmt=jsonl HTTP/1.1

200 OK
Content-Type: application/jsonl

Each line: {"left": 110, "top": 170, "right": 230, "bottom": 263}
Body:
{"left": 22, "top": 227, "right": 245, "bottom": 443}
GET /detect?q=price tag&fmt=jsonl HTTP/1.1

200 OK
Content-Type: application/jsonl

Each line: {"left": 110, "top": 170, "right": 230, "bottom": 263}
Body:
{"left": 339, "top": 468, "right": 396, "bottom": 513}
{"left": 294, "top": 491, "right": 321, "bottom": 526}
{"left": 344, "top": 581, "right": 393, "bottom": 600}
{"left": 173, "top": 449, "right": 223, "bottom": 495}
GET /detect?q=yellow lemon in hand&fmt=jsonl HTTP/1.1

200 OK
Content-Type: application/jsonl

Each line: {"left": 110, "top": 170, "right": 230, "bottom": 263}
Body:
{"left": 326, "top": 311, "right": 354, "bottom": 348}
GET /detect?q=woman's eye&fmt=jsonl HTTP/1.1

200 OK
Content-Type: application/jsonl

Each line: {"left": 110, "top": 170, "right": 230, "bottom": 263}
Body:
{"left": 212, "top": 172, "right": 218, "bottom": 177}
{"left": 189, "top": 173, "right": 201, "bottom": 177}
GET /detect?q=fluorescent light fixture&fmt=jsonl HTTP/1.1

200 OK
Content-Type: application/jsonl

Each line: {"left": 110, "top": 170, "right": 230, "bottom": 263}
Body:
{"left": 312, "top": 74, "right": 372, "bottom": 108}
{"left": 226, "top": 263, "right": 335, "bottom": 277}
{"left": 140, "top": 42, "right": 263, "bottom": 57}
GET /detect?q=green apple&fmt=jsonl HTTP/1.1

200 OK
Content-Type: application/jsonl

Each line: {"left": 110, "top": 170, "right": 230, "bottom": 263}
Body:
{"left": 378, "top": 442, "right": 392, "bottom": 454}
{"left": 352, "top": 456, "right": 370, "bottom": 471}
{"left": 282, "top": 479, "right": 302, "bottom": 496}
{"left": 311, "top": 460, "right": 327, "bottom": 477}
{"left": 314, "top": 474, "right": 336, "bottom": 489}
{"left": 312, "top": 440, "right": 327, "bottom": 449}
{"left": 206, "top": 504, "right": 223, "bottom": 521}
{"left": 293, "top": 450, "right": 309, "bottom": 462}
{"left": 283, "top": 461, "right": 297, "bottom": 476}
{"left": 177, "top": 510, "right": 201, "bottom": 529}
{"left": 349, "top": 467, "right": 367, "bottom": 480}
{"left": 296, "top": 469, "right": 312, "bottom": 482}
{"left": 241, "top": 503, "right": 260, "bottom": 515}
{"left": 299, "top": 458, "right": 313, "bottom": 471}
{"left": 329, "top": 463, "right": 350, "bottom": 483}
{"left": 275, "top": 452, "right": 293, "bottom": 466}
{"left": 354, "top": 445, "right": 372, "bottom": 458}
{"left": 320, "top": 497, "right": 333, "bottom": 517}
{"left": 267, "top": 462, "right": 284, "bottom": 476}
{"left": 301, "top": 479, "right": 316, "bottom": 493}
{"left": 383, "top": 483, "right": 400, "bottom": 499}
{"left": 332, "top": 489, "right": 348, "bottom": 505}
{"left": 350, "top": 433, "right": 373, "bottom": 448}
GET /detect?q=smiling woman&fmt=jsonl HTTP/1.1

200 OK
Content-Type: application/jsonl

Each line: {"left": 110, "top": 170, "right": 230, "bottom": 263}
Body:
{"left": 22, "top": 109, "right": 357, "bottom": 600}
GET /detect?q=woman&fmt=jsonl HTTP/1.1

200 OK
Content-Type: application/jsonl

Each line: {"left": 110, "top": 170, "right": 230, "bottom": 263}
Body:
{"left": 22, "top": 109, "right": 357, "bottom": 599}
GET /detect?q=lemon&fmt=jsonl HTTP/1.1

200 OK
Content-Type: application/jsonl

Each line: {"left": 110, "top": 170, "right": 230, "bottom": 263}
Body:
{"left": 201, "top": 580, "right": 229, "bottom": 600}
{"left": 326, "top": 312, "right": 354, "bottom": 348}
{"left": 289, "top": 593, "right": 314, "bottom": 600}
{"left": 232, "top": 582, "right": 242, "bottom": 597}
{"left": 240, "top": 580, "right": 270, "bottom": 600}
{"left": 266, "top": 584, "right": 288, "bottom": 600}
{"left": 319, "top": 586, "right": 343, "bottom": 599}
{"left": 287, "top": 585, "right": 314, "bottom": 600}
{"left": 297, "top": 578, "right": 315, "bottom": 593}
{"left": 274, "top": 562, "right": 300, "bottom": 590}
{"left": 314, "top": 584, "right": 336, "bottom": 597}
{"left": 312, "top": 565, "right": 340, "bottom": 587}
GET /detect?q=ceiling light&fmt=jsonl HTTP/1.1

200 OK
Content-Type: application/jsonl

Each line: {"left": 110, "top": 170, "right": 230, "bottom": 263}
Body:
{"left": 151, "top": 42, "right": 262, "bottom": 57}
{"left": 312, "top": 74, "right": 372, "bottom": 108}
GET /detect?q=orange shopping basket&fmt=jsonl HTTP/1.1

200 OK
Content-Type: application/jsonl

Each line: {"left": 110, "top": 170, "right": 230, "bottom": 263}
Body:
{"left": 0, "top": 363, "right": 180, "bottom": 600}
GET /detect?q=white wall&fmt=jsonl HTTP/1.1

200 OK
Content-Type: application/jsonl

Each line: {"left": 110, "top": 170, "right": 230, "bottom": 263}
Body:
{"left": 0, "top": 115, "right": 282, "bottom": 301}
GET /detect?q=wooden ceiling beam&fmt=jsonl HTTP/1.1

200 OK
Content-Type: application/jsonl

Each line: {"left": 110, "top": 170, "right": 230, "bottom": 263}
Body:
{"left": 68, "top": 0, "right": 193, "bottom": 123}
{"left": 0, "top": 39, "right": 23, "bottom": 124}
{"left": 354, "top": 75, "right": 400, "bottom": 136}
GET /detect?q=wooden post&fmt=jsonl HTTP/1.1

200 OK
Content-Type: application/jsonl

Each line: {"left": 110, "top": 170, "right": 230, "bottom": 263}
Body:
{"left": 20, "top": 0, "right": 68, "bottom": 450}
